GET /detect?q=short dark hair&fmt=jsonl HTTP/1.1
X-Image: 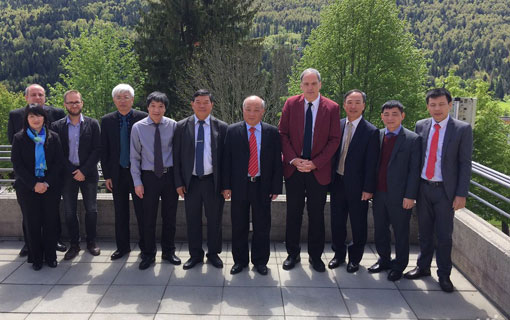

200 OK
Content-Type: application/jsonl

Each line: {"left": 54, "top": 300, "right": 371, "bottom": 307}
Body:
{"left": 344, "top": 89, "right": 367, "bottom": 103}
{"left": 146, "top": 91, "right": 169, "bottom": 109}
{"left": 23, "top": 104, "right": 48, "bottom": 130}
{"left": 192, "top": 89, "right": 214, "bottom": 103}
{"left": 426, "top": 88, "right": 452, "bottom": 104}
{"left": 381, "top": 100, "right": 404, "bottom": 113}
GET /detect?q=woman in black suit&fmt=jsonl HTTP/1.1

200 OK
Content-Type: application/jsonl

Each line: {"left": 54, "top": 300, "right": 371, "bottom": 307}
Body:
{"left": 11, "top": 104, "right": 64, "bottom": 270}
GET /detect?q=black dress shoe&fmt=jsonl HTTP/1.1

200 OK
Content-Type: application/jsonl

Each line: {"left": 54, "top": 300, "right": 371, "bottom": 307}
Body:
{"left": 439, "top": 276, "right": 454, "bottom": 292}
{"left": 139, "top": 257, "right": 155, "bottom": 270}
{"left": 346, "top": 261, "right": 359, "bottom": 273}
{"left": 404, "top": 266, "right": 431, "bottom": 279}
{"left": 387, "top": 270, "right": 403, "bottom": 281}
{"left": 47, "top": 260, "right": 58, "bottom": 268}
{"left": 183, "top": 257, "right": 203, "bottom": 270}
{"left": 64, "top": 245, "right": 81, "bottom": 260}
{"left": 328, "top": 257, "right": 345, "bottom": 269}
{"left": 110, "top": 249, "right": 131, "bottom": 260}
{"left": 56, "top": 241, "right": 67, "bottom": 252}
{"left": 368, "top": 261, "right": 391, "bottom": 273}
{"left": 19, "top": 244, "right": 29, "bottom": 257}
{"left": 206, "top": 253, "right": 223, "bottom": 268}
{"left": 162, "top": 252, "right": 181, "bottom": 265}
{"left": 309, "top": 258, "right": 326, "bottom": 272}
{"left": 230, "top": 263, "right": 247, "bottom": 275}
{"left": 87, "top": 242, "right": 101, "bottom": 256}
{"left": 32, "top": 263, "right": 42, "bottom": 271}
{"left": 255, "top": 265, "right": 268, "bottom": 275}
{"left": 282, "top": 255, "right": 301, "bottom": 270}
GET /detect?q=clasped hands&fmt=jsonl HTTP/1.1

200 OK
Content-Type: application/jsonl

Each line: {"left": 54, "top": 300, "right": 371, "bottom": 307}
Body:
{"left": 292, "top": 158, "right": 316, "bottom": 172}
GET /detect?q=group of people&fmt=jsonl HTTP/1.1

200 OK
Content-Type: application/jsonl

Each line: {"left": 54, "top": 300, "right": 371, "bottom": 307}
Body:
{"left": 8, "top": 67, "right": 472, "bottom": 294}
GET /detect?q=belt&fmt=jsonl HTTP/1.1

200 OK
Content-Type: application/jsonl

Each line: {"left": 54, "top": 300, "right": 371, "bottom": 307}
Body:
{"left": 193, "top": 173, "right": 213, "bottom": 180}
{"left": 142, "top": 167, "right": 171, "bottom": 174}
{"left": 248, "top": 176, "right": 260, "bottom": 182}
{"left": 421, "top": 178, "right": 443, "bottom": 187}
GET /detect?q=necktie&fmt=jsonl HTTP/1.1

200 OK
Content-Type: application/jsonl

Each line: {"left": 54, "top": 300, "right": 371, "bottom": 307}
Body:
{"left": 195, "top": 120, "right": 205, "bottom": 177}
{"left": 426, "top": 123, "right": 441, "bottom": 180}
{"left": 248, "top": 127, "right": 258, "bottom": 177}
{"left": 337, "top": 122, "right": 353, "bottom": 175}
{"left": 119, "top": 116, "right": 130, "bottom": 168}
{"left": 302, "top": 102, "right": 313, "bottom": 159}
{"left": 154, "top": 122, "right": 163, "bottom": 178}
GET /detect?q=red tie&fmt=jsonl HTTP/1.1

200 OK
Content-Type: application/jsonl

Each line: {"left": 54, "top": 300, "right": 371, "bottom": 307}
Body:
{"left": 426, "top": 123, "right": 441, "bottom": 180}
{"left": 248, "top": 127, "right": 258, "bottom": 177}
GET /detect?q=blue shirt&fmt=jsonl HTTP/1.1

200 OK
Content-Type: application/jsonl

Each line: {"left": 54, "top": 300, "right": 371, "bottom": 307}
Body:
{"left": 192, "top": 115, "right": 213, "bottom": 176}
{"left": 385, "top": 125, "right": 402, "bottom": 136}
{"left": 246, "top": 122, "right": 261, "bottom": 177}
{"left": 66, "top": 114, "right": 84, "bottom": 166}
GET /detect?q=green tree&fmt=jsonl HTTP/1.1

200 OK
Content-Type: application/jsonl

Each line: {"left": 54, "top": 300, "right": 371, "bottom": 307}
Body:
{"left": 289, "top": 0, "right": 428, "bottom": 127}
{"left": 0, "top": 85, "right": 25, "bottom": 144}
{"left": 48, "top": 22, "right": 145, "bottom": 119}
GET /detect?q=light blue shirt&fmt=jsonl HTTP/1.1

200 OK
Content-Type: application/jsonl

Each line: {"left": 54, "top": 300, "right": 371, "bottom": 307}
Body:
{"left": 193, "top": 114, "right": 213, "bottom": 176}
{"left": 66, "top": 114, "right": 84, "bottom": 166}
{"left": 421, "top": 115, "right": 449, "bottom": 181}
{"left": 246, "top": 122, "right": 261, "bottom": 177}
{"left": 385, "top": 125, "right": 402, "bottom": 136}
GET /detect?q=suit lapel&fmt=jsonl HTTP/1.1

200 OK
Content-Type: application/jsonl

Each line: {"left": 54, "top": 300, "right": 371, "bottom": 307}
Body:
{"left": 186, "top": 116, "right": 195, "bottom": 160}
{"left": 421, "top": 118, "right": 432, "bottom": 165}
{"left": 338, "top": 118, "right": 346, "bottom": 155}
{"left": 210, "top": 116, "right": 218, "bottom": 168}
{"left": 441, "top": 117, "right": 454, "bottom": 170}
{"left": 239, "top": 122, "right": 249, "bottom": 152}
{"left": 349, "top": 118, "right": 366, "bottom": 152}
{"left": 311, "top": 97, "right": 326, "bottom": 155}
{"left": 388, "top": 128, "right": 405, "bottom": 167}
{"left": 296, "top": 95, "right": 305, "bottom": 153}
{"left": 379, "top": 129, "right": 385, "bottom": 148}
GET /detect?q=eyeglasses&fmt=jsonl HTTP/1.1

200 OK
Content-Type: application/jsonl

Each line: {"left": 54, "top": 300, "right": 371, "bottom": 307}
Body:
{"left": 114, "top": 95, "right": 133, "bottom": 101}
{"left": 65, "top": 101, "right": 82, "bottom": 105}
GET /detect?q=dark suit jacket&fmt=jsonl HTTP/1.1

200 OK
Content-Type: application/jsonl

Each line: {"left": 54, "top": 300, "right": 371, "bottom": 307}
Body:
{"left": 376, "top": 127, "right": 422, "bottom": 204}
{"left": 100, "top": 109, "right": 147, "bottom": 183}
{"left": 173, "top": 115, "right": 228, "bottom": 194}
{"left": 415, "top": 117, "right": 473, "bottom": 201}
{"left": 51, "top": 116, "right": 101, "bottom": 182}
{"left": 8, "top": 105, "right": 66, "bottom": 144}
{"left": 278, "top": 94, "right": 341, "bottom": 186}
{"left": 331, "top": 117, "right": 380, "bottom": 196}
{"left": 222, "top": 121, "right": 283, "bottom": 201}
{"left": 11, "top": 128, "right": 64, "bottom": 193}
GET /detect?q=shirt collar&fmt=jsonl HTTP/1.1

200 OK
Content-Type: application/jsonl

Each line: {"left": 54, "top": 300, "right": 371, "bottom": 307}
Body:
{"left": 146, "top": 116, "right": 168, "bottom": 125}
{"left": 346, "top": 115, "right": 362, "bottom": 128}
{"left": 117, "top": 109, "right": 133, "bottom": 119}
{"left": 66, "top": 113, "right": 84, "bottom": 125}
{"left": 194, "top": 114, "right": 211, "bottom": 125}
{"left": 245, "top": 122, "right": 262, "bottom": 132}
{"left": 385, "top": 125, "right": 402, "bottom": 136}
{"left": 435, "top": 115, "right": 449, "bottom": 128}
{"left": 304, "top": 94, "right": 321, "bottom": 109}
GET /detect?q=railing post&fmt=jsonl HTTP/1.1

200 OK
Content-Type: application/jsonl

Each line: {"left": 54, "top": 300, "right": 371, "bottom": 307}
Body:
{"left": 502, "top": 221, "right": 509, "bottom": 236}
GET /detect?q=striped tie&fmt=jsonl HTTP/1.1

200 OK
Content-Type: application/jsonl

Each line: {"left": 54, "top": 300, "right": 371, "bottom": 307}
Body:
{"left": 248, "top": 127, "right": 258, "bottom": 177}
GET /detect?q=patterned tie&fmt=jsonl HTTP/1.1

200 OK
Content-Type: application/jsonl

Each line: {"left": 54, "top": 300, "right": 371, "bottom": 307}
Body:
{"left": 154, "top": 122, "right": 163, "bottom": 178}
{"left": 302, "top": 102, "right": 313, "bottom": 159}
{"left": 337, "top": 122, "right": 353, "bottom": 175}
{"left": 119, "top": 116, "right": 130, "bottom": 168}
{"left": 426, "top": 123, "right": 441, "bottom": 180}
{"left": 248, "top": 127, "right": 258, "bottom": 177}
{"left": 195, "top": 120, "right": 205, "bottom": 177}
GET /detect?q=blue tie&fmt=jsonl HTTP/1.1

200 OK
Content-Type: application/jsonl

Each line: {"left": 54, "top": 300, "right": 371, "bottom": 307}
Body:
{"left": 302, "top": 102, "right": 313, "bottom": 159}
{"left": 195, "top": 120, "right": 205, "bottom": 176}
{"left": 119, "top": 116, "right": 130, "bottom": 168}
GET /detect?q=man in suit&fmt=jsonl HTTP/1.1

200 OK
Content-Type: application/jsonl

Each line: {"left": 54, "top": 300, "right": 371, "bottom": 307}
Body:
{"left": 100, "top": 83, "right": 147, "bottom": 260}
{"left": 368, "top": 100, "right": 421, "bottom": 281}
{"left": 404, "top": 88, "right": 473, "bottom": 292}
{"left": 329, "top": 89, "right": 379, "bottom": 273}
{"left": 222, "top": 96, "right": 283, "bottom": 276}
{"left": 278, "top": 68, "right": 341, "bottom": 272}
{"left": 8, "top": 84, "right": 67, "bottom": 257}
{"left": 130, "top": 92, "right": 181, "bottom": 270}
{"left": 173, "top": 89, "right": 228, "bottom": 270}
{"left": 51, "top": 90, "right": 101, "bottom": 260}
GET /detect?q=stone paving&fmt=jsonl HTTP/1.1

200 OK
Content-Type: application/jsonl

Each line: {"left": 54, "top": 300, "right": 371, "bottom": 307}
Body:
{"left": 0, "top": 240, "right": 505, "bottom": 319}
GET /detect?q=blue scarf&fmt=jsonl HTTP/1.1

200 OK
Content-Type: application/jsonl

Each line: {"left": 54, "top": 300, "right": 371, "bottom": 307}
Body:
{"left": 26, "top": 127, "right": 47, "bottom": 177}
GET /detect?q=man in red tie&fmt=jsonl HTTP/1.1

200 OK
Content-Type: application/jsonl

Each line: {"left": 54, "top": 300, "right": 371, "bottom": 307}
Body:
{"left": 222, "top": 96, "right": 283, "bottom": 275}
{"left": 404, "top": 88, "right": 473, "bottom": 292}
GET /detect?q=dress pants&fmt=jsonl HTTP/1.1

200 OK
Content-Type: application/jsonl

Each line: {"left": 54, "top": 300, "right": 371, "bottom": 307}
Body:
{"left": 141, "top": 169, "right": 178, "bottom": 259}
{"left": 112, "top": 166, "right": 144, "bottom": 253}
{"left": 372, "top": 191, "right": 411, "bottom": 272}
{"left": 184, "top": 175, "right": 224, "bottom": 259}
{"left": 16, "top": 188, "right": 59, "bottom": 265}
{"left": 330, "top": 173, "right": 369, "bottom": 264}
{"left": 285, "top": 171, "right": 328, "bottom": 260}
{"left": 416, "top": 180, "right": 454, "bottom": 277}
{"left": 231, "top": 180, "right": 272, "bottom": 266}
{"left": 62, "top": 176, "right": 98, "bottom": 246}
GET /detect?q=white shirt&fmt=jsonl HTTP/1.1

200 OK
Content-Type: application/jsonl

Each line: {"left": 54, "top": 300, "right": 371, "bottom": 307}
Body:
{"left": 421, "top": 115, "right": 449, "bottom": 181}
{"left": 341, "top": 115, "right": 363, "bottom": 147}
{"left": 192, "top": 114, "right": 213, "bottom": 176}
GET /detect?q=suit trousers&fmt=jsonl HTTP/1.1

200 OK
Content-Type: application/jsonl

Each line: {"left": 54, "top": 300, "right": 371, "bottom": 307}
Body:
{"left": 185, "top": 175, "right": 224, "bottom": 259}
{"left": 330, "top": 174, "right": 369, "bottom": 264}
{"left": 16, "top": 188, "right": 59, "bottom": 265}
{"left": 112, "top": 166, "right": 144, "bottom": 253}
{"left": 141, "top": 169, "right": 178, "bottom": 258}
{"left": 231, "top": 180, "right": 272, "bottom": 266}
{"left": 62, "top": 176, "right": 98, "bottom": 246}
{"left": 372, "top": 191, "right": 411, "bottom": 272}
{"left": 416, "top": 180, "right": 454, "bottom": 277}
{"left": 285, "top": 171, "right": 328, "bottom": 260}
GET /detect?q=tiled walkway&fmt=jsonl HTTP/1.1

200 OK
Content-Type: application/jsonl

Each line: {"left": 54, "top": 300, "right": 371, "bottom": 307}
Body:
{"left": 0, "top": 240, "right": 505, "bottom": 319}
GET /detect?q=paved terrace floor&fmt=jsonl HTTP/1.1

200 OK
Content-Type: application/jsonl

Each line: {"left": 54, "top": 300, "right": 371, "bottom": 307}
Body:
{"left": 0, "top": 240, "right": 505, "bottom": 320}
